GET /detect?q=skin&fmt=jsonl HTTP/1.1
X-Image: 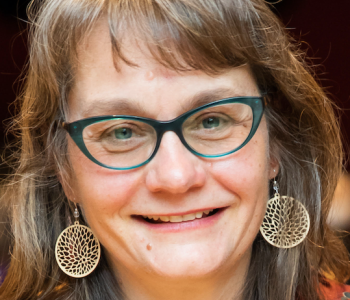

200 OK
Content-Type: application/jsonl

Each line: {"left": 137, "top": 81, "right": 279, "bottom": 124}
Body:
{"left": 328, "top": 173, "right": 350, "bottom": 229}
{"left": 65, "top": 21, "right": 278, "bottom": 300}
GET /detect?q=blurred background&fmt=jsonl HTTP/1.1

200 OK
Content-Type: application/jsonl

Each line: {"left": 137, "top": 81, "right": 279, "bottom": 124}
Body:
{"left": 0, "top": 0, "right": 350, "bottom": 282}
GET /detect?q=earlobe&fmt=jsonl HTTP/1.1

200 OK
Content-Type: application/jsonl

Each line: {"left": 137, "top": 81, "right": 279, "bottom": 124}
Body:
{"left": 268, "top": 157, "right": 280, "bottom": 180}
{"left": 57, "top": 172, "right": 80, "bottom": 204}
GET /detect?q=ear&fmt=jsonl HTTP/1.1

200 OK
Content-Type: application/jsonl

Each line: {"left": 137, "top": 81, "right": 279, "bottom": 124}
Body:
{"left": 57, "top": 172, "right": 81, "bottom": 204}
{"left": 268, "top": 156, "right": 280, "bottom": 180}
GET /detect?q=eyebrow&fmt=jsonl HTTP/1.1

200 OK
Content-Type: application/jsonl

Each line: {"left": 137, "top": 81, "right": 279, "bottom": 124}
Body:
{"left": 81, "top": 98, "right": 147, "bottom": 118}
{"left": 183, "top": 88, "right": 241, "bottom": 112}
{"left": 80, "top": 87, "right": 244, "bottom": 118}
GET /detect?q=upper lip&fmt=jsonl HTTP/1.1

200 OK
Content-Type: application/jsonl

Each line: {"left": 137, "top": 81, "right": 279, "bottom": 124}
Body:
{"left": 135, "top": 206, "right": 227, "bottom": 217}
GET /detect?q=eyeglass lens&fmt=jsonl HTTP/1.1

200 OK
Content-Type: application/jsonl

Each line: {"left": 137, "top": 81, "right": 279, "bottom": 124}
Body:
{"left": 82, "top": 102, "right": 253, "bottom": 169}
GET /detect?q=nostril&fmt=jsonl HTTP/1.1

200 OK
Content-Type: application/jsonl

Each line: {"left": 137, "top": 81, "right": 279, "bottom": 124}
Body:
{"left": 145, "top": 164, "right": 206, "bottom": 194}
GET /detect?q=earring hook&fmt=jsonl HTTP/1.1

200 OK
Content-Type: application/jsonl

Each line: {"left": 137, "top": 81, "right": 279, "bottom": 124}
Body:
{"left": 73, "top": 201, "right": 80, "bottom": 223}
{"left": 273, "top": 169, "right": 279, "bottom": 195}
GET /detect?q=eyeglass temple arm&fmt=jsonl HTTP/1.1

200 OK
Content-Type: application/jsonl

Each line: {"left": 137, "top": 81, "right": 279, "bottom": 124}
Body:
{"left": 61, "top": 121, "right": 69, "bottom": 131}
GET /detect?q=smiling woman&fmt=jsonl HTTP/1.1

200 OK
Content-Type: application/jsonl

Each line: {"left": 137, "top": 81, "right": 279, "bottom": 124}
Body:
{"left": 0, "top": 0, "right": 349, "bottom": 300}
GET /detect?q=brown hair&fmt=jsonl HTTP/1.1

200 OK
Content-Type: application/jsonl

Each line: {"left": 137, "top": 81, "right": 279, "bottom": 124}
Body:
{"left": 0, "top": 0, "right": 349, "bottom": 299}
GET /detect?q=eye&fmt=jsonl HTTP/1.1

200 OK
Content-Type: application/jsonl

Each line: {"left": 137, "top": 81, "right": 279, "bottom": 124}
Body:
{"left": 202, "top": 116, "right": 221, "bottom": 129}
{"left": 114, "top": 128, "right": 133, "bottom": 139}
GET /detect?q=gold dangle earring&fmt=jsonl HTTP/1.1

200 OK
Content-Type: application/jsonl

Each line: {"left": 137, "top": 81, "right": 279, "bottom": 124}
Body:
{"left": 55, "top": 203, "right": 101, "bottom": 278}
{"left": 260, "top": 172, "right": 310, "bottom": 248}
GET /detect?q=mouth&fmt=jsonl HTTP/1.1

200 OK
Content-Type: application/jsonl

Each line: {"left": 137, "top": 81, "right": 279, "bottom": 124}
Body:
{"left": 140, "top": 208, "right": 221, "bottom": 224}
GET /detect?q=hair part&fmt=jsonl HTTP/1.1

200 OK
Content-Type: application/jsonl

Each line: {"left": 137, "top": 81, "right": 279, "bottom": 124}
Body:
{"left": 0, "top": 0, "right": 349, "bottom": 299}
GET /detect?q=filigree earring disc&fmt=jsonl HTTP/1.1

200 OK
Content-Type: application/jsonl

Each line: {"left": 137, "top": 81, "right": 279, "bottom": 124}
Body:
{"left": 55, "top": 221, "right": 101, "bottom": 278}
{"left": 260, "top": 194, "right": 310, "bottom": 248}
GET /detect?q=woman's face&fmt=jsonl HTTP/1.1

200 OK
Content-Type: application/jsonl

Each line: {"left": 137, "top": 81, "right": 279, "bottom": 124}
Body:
{"left": 66, "top": 22, "right": 277, "bottom": 282}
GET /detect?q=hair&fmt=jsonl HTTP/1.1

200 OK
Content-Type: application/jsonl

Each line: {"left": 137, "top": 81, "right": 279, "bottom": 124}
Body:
{"left": 0, "top": 0, "right": 349, "bottom": 299}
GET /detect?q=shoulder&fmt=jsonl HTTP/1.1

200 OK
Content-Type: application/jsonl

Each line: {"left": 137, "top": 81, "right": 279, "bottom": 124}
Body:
{"left": 319, "top": 280, "right": 350, "bottom": 300}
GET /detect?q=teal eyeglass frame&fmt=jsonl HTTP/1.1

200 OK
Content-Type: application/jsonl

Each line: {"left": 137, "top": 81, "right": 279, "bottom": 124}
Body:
{"left": 62, "top": 96, "right": 265, "bottom": 170}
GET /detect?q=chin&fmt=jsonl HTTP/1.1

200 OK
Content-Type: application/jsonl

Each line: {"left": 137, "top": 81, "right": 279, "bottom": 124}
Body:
{"left": 144, "top": 244, "right": 231, "bottom": 279}
{"left": 151, "top": 262, "right": 221, "bottom": 279}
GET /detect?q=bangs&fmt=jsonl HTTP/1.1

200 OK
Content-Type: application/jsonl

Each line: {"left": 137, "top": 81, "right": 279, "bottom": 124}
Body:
{"left": 28, "top": 0, "right": 276, "bottom": 118}
{"left": 105, "top": 0, "right": 262, "bottom": 74}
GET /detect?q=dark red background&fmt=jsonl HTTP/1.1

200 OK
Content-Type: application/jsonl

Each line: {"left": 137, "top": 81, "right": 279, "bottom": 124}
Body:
{"left": 0, "top": 0, "right": 349, "bottom": 170}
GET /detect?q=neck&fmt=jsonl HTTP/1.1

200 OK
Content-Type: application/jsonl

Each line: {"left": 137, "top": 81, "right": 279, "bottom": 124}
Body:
{"left": 112, "top": 250, "right": 251, "bottom": 300}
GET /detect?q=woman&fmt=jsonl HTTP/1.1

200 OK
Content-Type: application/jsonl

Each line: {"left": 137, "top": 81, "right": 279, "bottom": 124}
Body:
{"left": 0, "top": 0, "right": 349, "bottom": 299}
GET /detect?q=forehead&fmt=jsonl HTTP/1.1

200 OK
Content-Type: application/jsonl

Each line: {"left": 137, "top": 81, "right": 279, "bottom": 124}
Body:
{"left": 69, "top": 20, "right": 260, "bottom": 121}
{"left": 75, "top": 20, "right": 186, "bottom": 81}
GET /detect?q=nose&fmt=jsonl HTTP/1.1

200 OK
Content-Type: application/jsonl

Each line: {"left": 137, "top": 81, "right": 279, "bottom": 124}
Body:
{"left": 145, "top": 132, "right": 206, "bottom": 194}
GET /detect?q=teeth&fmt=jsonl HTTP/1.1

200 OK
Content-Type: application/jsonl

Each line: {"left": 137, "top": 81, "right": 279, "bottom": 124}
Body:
{"left": 159, "top": 216, "right": 170, "bottom": 222}
{"left": 195, "top": 211, "right": 203, "bottom": 218}
{"left": 183, "top": 213, "right": 196, "bottom": 221}
{"left": 143, "top": 209, "right": 215, "bottom": 223}
{"left": 169, "top": 215, "right": 183, "bottom": 222}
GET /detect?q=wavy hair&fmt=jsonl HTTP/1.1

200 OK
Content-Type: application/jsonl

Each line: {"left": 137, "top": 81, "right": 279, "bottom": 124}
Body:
{"left": 0, "top": 0, "right": 349, "bottom": 299}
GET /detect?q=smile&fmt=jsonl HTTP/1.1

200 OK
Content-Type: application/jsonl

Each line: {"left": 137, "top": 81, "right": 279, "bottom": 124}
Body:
{"left": 142, "top": 209, "right": 219, "bottom": 223}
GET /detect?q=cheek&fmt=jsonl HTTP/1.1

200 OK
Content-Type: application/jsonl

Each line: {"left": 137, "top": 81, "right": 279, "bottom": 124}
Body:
{"left": 67, "top": 139, "right": 141, "bottom": 216}
{"left": 210, "top": 128, "right": 270, "bottom": 205}
{"left": 207, "top": 130, "right": 270, "bottom": 255}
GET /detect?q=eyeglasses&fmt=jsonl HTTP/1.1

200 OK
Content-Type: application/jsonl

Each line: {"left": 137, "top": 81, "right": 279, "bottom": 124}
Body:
{"left": 62, "top": 96, "right": 265, "bottom": 170}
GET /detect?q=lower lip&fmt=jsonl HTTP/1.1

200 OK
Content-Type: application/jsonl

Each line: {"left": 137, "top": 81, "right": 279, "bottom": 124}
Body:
{"left": 134, "top": 208, "right": 227, "bottom": 233}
